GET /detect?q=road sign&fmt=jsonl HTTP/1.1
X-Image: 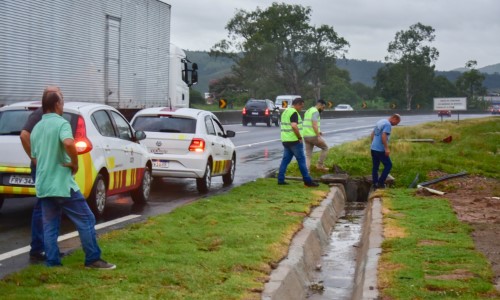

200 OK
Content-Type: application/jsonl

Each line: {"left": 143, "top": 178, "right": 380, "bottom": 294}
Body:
{"left": 433, "top": 97, "right": 467, "bottom": 111}
{"left": 282, "top": 100, "right": 288, "bottom": 109}
{"left": 219, "top": 99, "right": 227, "bottom": 109}
{"left": 327, "top": 101, "right": 333, "bottom": 109}
{"left": 390, "top": 103, "right": 396, "bottom": 109}
{"left": 362, "top": 102, "right": 367, "bottom": 109}
{"left": 416, "top": 104, "right": 420, "bottom": 109}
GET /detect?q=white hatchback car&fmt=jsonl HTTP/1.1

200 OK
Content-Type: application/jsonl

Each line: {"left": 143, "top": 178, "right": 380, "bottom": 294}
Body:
{"left": 131, "top": 107, "right": 236, "bottom": 193}
{"left": 334, "top": 104, "right": 354, "bottom": 111}
{"left": 0, "top": 101, "right": 152, "bottom": 216}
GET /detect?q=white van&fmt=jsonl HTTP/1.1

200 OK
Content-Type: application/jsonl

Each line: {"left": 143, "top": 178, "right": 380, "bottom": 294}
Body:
{"left": 275, "top": 95, "right": 301, "bottom": 110}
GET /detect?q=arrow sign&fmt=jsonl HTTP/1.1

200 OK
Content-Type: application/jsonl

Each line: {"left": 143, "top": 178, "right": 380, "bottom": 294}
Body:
{"left": 390, "top": 103, "right": 396, "bottom": 109}
{"left": 282, "top": 100, "right": 288, "bottom": 109}
{"left": 362, "top": 102, "right": 367, "bottom": 109}
{"left": 327, "top": 101, "right": 333, "bottom": 109}
{"left": 219, "top": 99, "right": 227, "bottom": 109}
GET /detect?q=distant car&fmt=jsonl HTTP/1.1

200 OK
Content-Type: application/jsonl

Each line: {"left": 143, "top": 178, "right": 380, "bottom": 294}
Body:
{"left": 242, "top": 99, "right": 280, "bottom": 127}
{"left": 438, "top": 110, "right": 452, "bottom": 117}
{"left": 334, "top": 104, "right": 354, "bottom": 111}
{"left": 490, "top": 105, "right": 500, "bottom": 114}
{"left": 131, "top": 107, "right": 236, "bottom": 193}
{"left": 0, "top": 101, "right": 152, "bottom": 216}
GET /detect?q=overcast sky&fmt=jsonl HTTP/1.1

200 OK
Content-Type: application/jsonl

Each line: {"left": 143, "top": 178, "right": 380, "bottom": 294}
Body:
{"left": 165, "top": 0, "right": 499, "bottom": 71}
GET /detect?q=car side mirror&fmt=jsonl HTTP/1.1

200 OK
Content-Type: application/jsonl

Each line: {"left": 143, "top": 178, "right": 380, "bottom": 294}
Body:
{"left": 225, "top": 130, "right": 236, "bottom": 138}
{"left": 135, "top": 130, "right": 147, "bottom": 141}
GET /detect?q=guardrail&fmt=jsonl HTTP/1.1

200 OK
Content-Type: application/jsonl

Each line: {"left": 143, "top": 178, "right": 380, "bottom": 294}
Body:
{"left": 213, "top": 109, "right": 486, "bottom": 125}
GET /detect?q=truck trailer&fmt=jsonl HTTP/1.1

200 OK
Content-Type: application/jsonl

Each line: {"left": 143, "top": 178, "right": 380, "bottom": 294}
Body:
{"left": 0, "top": 0, "right": 197, "bottom": 115}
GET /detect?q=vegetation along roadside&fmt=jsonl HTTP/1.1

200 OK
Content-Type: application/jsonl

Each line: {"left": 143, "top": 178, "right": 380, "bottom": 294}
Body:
{"left": 0, "top": 117, "right": 498, "bottom": 299}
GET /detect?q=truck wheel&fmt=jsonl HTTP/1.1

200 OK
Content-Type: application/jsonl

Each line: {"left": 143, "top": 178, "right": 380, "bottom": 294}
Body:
{"left": 222, "top": 155, "right": 236, "bottom": 185}
{"left": 88, "top": 174, "right": 107, "bottom": 218}
{"left": 196, "top": 161, "right": 212, "bottom": 193}
{"left": 131, "top": 165, "right": 152, "bottom": 204}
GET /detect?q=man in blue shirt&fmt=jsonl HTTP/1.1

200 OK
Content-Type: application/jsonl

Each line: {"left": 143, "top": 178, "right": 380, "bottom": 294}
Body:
{"left": 370, "top": 114, "right": 401, "bottom": 189}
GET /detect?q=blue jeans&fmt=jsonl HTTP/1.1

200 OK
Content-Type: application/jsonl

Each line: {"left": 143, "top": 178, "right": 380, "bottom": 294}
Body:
{"left": 371, "top": 150, "right": 392, "bottom": 187}
{"left": 29, "top": 162, "right": 44, "bottom": 256}
{"left": 40, "top": 189, "right": 101, "bottom": 266}
{"left": 278, "top": 142, "right": 313, "bottom": 184}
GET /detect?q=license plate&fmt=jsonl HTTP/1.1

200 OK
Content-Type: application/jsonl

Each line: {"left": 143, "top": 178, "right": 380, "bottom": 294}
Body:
{"left": 152, "top": 160, "right": 169, "bottom": 168}
{"left": 9, "top": 175, "right": 34, "bottom": 186}
{"left": 251, "top": 112, "right": 258, "bottom": 115}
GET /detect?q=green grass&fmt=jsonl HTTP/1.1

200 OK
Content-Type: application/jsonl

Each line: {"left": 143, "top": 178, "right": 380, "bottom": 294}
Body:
{"left": 301, "top": 117, "right": 500, "bottom": 185}
{"left": 378, "top": 189, "right": 498, "bottom": 299}
{"left": 0, "top": 179, "right": 328, "bottom": 299}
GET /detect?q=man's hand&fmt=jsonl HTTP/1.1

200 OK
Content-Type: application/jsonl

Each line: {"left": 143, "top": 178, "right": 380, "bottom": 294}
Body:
{"left": 385, "top": 149, "right": 391, "bottom": 157}
{"left": 63, "top": 162, "right": 79, "bottom": 175}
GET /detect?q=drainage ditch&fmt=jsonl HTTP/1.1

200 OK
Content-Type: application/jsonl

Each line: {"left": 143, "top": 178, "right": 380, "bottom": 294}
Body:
{"left": 262, "top": 175, "right": 379, "bottom": 300}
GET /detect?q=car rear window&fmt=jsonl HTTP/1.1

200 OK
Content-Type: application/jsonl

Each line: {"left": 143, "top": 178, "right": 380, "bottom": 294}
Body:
{"left": 0, "top": 110, "right": 77, "bottom": 135}
{"left": 133, "top": 115, "right": 196, "bottom": 133}
{"left": 245, "top": 101, "right": 267, "bottom": 109}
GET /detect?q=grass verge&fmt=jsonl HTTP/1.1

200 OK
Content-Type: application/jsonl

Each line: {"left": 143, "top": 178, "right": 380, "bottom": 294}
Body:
{"left": 377, "top": 189, "right": 498, "bottom": 299}
{"left": 0, "top": 179, "right": 328, "bottom": 299}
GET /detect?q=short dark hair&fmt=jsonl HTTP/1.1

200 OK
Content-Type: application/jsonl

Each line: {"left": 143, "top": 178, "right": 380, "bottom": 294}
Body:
{"left": 42, "top": 91, "right": 62, "bottom": 113}
{"left": 292, "top": 98, "right": 304, "bottom": 105}
{"left": 317, "top": 99, "right": 326, "bottom": 105}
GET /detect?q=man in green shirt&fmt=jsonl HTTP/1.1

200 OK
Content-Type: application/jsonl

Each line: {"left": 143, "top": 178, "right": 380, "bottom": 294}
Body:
{"left": 31, "top": 86, "right": 115, "bottom": 269}
{"left": 303, "top": 99, "right": 329, "bottom": 172}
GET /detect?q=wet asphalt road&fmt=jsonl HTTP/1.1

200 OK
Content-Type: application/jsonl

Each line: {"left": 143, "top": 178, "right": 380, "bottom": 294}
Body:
{"left": 0, "top": 113, "right": 490, "bottom": 277}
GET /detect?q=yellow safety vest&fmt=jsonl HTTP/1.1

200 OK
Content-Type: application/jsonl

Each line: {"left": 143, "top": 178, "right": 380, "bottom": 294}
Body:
{"left": 303, "top": 107, "right": 320, "bottom": 137}
{"left": 280, "top": 107, "right": 302, "bottom": 142}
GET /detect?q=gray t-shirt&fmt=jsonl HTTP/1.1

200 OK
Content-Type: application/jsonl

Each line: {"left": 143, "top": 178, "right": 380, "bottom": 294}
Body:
{"left": 22, "top": 107, "right": 43, "bottom": 133}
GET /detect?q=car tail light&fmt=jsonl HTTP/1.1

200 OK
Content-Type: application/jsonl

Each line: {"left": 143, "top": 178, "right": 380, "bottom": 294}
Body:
{"left": 242, "top": 107, "right": 247, "bottom": 115}
{"left": 74, "top": 116, "right": 93, "bottom": 154}
{"left": 189, "top": 138, "right": 205, "bottom": 152}
{"left": 265, "top": 108, "right": 270, "bottom": 116}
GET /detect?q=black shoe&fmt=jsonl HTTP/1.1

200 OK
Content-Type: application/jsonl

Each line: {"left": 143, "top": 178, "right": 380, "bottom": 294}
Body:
{"left": 29, "top": 252, "right": 46, "bottom": 263}
{"left": 304, "top": 181, "right": 320, "bottom": 187}
{"left": 278, "top": 181, "right": 289, "bottom": 185}
{"left": 85, "top": 259, "right": 116, "bottom": 270}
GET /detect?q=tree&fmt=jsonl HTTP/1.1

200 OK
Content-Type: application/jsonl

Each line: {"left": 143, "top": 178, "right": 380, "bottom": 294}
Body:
{"left": 384, "top": 23, "right": 439, "bottom": 110}
{"left": 455, "top": 60, "right": 486, "bottom": 109}
{"left": 210, "top": 3, "right": 349, "bottom": 100}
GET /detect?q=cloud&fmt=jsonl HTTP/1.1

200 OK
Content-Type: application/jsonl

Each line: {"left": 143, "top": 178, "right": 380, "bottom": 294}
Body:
{"left": 166, "top": 0, "right": 500, "bottom": 71}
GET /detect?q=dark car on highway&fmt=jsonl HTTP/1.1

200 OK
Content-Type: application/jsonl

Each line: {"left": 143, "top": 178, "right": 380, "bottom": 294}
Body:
{"left": 242, "top": 99, "right": 280, "bottom": 127}
{"left": 438, "top": 110, "right": 452, "bottom": 117}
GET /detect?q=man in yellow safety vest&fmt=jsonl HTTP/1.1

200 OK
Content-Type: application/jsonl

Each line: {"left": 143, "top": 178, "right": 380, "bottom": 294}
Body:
{"left": 303, "top": 99, "right": 329, "bottom": 172}
{"left": 277, "top": 98, "right": 319, "bottom": 187}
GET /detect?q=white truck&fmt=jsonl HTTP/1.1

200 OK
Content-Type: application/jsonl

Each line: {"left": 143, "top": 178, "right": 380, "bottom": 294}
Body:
{"left": 0, "top": 0, "right": 197, "bottom": 117}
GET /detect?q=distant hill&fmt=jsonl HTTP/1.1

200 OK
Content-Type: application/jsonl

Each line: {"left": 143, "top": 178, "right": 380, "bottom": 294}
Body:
{"left": 186, "top": 50, "right": 500, "bottom": 93}
{"left": 451, "top": 63, "right": 500, "bottom": 75}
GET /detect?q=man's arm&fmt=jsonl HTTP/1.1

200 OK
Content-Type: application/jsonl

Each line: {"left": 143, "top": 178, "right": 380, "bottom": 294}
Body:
{"left": 291, "top": 122, "right": 302, "bottom": 142}
{"left": 381, "top": 132, "right": 390, "bottom": 156}
{"left": 20, "top": 130, "right": 32, "bottom": 158}
{"left": 370, "top": 130, "right": 374, "bottom": 142}
{"left": 63, "top": 139, "right": 79, "bottom": 175}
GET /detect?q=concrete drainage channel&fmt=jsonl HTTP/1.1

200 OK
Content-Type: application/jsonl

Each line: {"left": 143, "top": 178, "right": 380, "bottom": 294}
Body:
{"left": 262, "top": 179, "right": 383, "bottom": 300}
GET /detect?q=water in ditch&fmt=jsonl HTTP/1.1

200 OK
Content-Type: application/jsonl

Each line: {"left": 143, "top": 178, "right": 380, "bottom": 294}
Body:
{"left": 307, "top": 201, "right": 367, "bottom": 299}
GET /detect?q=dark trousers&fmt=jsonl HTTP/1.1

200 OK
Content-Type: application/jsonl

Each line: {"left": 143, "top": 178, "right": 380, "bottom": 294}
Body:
{"left": 371, "top": 150, "right": 392, "bottom": 187}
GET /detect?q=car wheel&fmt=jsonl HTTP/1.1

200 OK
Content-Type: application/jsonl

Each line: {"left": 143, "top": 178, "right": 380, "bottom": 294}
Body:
{"left": 266, "top": 118, "right": 271, "bottom": 127}
{"left": 0, "top": 196, "right": 4, "bottom": 211}
{"left": 131, "top": 165, "right": 152, "bottom": 204}
{"left": 196, "top": 161, "right": 212, "bottom": 193}
{"left": 242, "top": 121, "right": 247, "bottom": 126}
{"left": 251, "top": 121, "right": 256, "bottom": 126}
{"left": 274, "top": 118, "right": 280, "bottom": 127}
{"left": 222, "top": 154, "right": 236, "bottom": 185}
{"left": 88, "top": 174, "right": 107, "bottom": 217}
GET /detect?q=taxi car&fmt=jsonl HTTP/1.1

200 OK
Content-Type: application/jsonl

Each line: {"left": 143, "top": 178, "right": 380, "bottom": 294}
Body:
{"left": 0, "top": 101, "right": 152, "bottom": 217}
{"left": 131, "top": 107, "right": 236, "bottom": 193}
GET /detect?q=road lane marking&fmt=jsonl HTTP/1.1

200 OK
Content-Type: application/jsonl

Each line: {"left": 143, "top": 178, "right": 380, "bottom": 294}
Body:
{"left": 0, "top": 214, "right": 141, "bottom": 262}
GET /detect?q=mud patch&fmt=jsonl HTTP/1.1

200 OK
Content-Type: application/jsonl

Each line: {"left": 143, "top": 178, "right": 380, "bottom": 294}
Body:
{"left": 425, "top": 269, "right": 475, "bottom": 281}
